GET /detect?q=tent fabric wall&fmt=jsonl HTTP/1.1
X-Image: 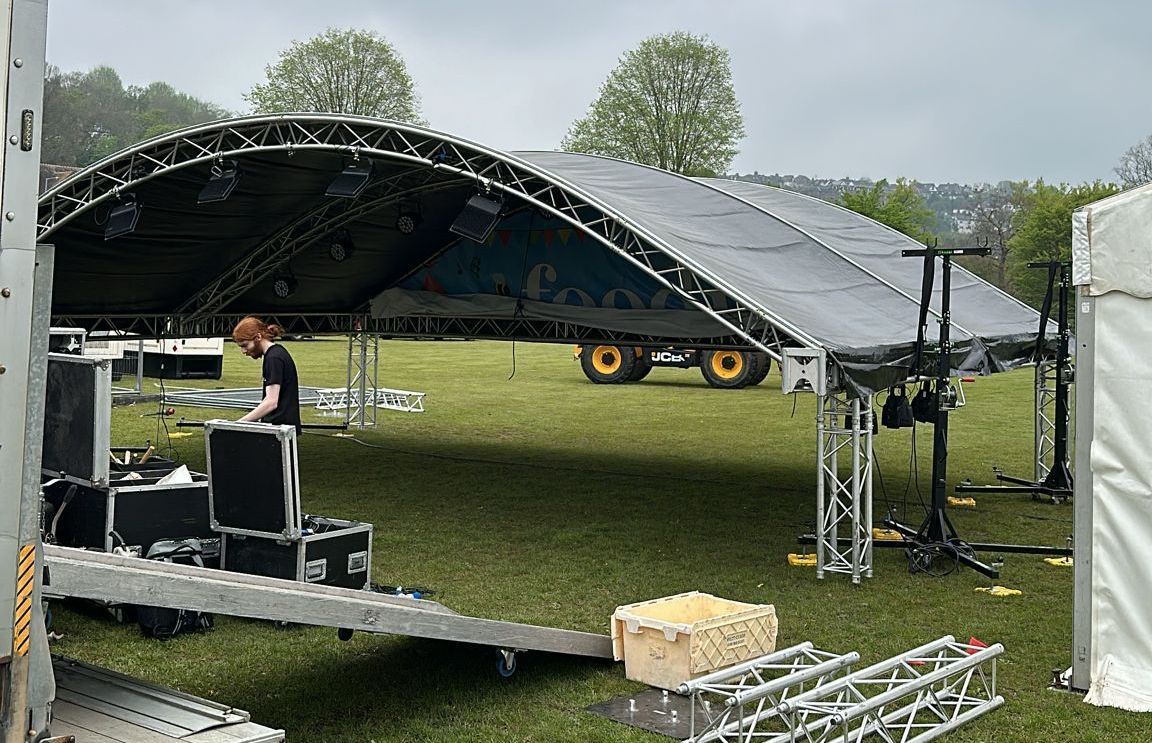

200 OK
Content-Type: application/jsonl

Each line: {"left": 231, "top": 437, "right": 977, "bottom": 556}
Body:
{"left": 1073, "top": 182, "right": 1152, "bottom": 711}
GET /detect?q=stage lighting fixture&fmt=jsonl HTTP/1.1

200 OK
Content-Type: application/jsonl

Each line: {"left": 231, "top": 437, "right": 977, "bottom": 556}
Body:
{"left": 271, "top": 273, "right": 298, "bottom": 299}
{"left": 325, "top": 161, "right": 373, "bottom": 198}
{"left": 197, "top": 161, "right": 241, "bottom": 204}
{"left": 396, "top": 205, "right": 422, "bottom": 235}
{"left": 449, "top": 193, "right": 503, "bottom": 242}
{"left": 328, "top": 229, "right": 355, "bottom": 262}
{"left": 104, "top": 198, "right": 141, "bottom": 240}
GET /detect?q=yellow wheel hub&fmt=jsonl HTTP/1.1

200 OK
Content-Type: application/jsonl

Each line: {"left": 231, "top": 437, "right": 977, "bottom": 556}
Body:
{"left": 711, "top": 351, "right": 744, "bottom": 379}
{"left": 591, "top": 346, "right": 622, "bottom": 374}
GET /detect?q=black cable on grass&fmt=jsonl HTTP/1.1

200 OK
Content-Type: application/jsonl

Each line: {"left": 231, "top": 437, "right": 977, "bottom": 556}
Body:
{"left": 507, "top": 209, "right": 537, "bottom": 382}
{"left": 873, "top": 450, "right": 898, "bottom": 522}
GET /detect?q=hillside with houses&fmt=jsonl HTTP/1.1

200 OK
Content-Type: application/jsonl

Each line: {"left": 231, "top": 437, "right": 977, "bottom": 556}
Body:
{"left": 728, "top": 172, "right": 1017, "bottom": 233}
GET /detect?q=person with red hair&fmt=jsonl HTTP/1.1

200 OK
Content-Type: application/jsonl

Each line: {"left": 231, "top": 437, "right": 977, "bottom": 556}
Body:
{"left": 232, "top": 316, "right": 301, "bottom": 432}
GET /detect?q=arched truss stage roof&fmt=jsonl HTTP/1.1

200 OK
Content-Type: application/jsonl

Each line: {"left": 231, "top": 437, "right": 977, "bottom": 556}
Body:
{"left": 38, "top": 114, "right": 1040, "bottom": 393}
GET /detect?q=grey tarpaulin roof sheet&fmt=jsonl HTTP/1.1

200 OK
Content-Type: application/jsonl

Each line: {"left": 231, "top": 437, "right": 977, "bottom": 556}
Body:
{"left": 513, "top": 152, "right": 1040, "bottom": 388}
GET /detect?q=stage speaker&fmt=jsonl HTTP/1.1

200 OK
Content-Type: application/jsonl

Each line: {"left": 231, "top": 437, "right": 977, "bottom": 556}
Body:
{"left": 449, "top": 194, "right": 502, "bottom": 242}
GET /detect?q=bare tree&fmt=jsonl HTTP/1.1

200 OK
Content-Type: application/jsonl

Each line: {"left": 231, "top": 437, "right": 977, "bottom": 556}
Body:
{"left": 969, "top": 182, "right": 1023, "bottom": 286}
{"left": 1115, "top": 133, "right": 1152, "bottom": 189}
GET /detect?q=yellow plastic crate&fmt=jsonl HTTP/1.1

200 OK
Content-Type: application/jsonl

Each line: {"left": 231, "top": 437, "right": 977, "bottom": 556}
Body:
{"left": 611, "top": 591, "right": 778, "bottom": 690}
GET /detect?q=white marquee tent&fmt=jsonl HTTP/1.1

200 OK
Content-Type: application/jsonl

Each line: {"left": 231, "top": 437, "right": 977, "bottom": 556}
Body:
{"left": 1072, "top": 181, "right": 1152, "bottom": 710}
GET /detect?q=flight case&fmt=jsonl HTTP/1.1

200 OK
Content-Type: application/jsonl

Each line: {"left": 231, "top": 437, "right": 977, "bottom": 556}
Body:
{"left": 41, "top": 354, "right": 214, "bottom": 559}
{"left": 205, "top": 420, "right": 372, "bottom": 589}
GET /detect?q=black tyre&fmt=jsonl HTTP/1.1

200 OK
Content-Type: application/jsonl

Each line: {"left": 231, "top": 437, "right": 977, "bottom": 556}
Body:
{"left": 627, "top": 353, "right": 653, "bottom": 382}
{"left": 580, "top": 345, "right": 636, "bottom": 384}
{"left": 700, "top": 350, "right": 754, "bottom": 388}
{"left": 746, "top": 353, "right": 772, "bottom": 386}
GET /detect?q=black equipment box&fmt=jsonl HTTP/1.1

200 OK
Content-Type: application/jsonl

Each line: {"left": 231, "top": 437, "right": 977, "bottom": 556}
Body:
{"left": 42, "top": 353, "right": 114, "bottom": 486}
{"left": 222, "top": 516, "right": 371, "bottom": 588}
{"left": 43, "top": 474, "right": 215, "bottom": 559}
{"left": 205, "top": 421, "right": 373, "bottom": 589}
{"left": 41, "top": 353, "right": 215, "bottom": 560}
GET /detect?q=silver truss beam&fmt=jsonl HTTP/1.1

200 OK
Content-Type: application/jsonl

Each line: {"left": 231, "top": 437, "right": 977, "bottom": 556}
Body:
{"left": 678, "top": 637, "right": 1002, "bottom": 743}
{"left": 815, "top": 391, "right": 874, "bottom": 583}
{"left": 37, "top": 114, "right": 822, "bottom": 361}
{"left": 1034, "top": 360, "right": 1061, "bottom": 482}
{"left": 765, "top": 637, "right": 1003, "bottom": 743}
{"left": 176, "top": 168, "right": 446, "bottom": 322}
{"left": 52, "top": 312, "right": 759, "bottom": 351}
{"left": 677, "top": 643, "right": 859, "bottom": 743}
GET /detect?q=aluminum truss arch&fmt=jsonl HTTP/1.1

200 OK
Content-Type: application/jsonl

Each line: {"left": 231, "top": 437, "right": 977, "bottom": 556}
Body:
{"left": 37, "top": 114, "right": 821, "bottom": 360}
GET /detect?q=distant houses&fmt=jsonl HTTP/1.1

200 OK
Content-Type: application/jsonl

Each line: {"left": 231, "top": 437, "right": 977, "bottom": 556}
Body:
{"left": 727, "top": 171, "right": 1003, "bottom": 233}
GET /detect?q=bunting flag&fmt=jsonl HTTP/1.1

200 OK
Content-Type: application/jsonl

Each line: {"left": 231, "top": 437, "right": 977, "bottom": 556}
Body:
{"left": 558, "top": 228, "right": 572, "bottom": 245}
{"left": 498, "top": 230, "right": 512, "bottom": 246}
{"left": 542, "top": 229, "right": 555, "bottom": 246}
{"left": 422, "top": 273, "right": 446, "bottom": 294}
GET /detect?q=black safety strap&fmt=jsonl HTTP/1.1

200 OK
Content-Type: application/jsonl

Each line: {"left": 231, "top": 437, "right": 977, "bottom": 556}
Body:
{"left": 1032, "top": 262, "right": 1059, "bottom": 362}
{"left": 908, "top": 247, "right": 936, "bottom": 378}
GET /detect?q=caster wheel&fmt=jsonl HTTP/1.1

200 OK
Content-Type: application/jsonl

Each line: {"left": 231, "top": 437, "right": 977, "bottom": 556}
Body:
{"left": 496, "top": 649, "right": 518, "bottom": 678}
{"left": 337, "top": 627, "right": 354, "bottom": 642}
{"left": 274, "top": 620, "right": 294, "bottom": 630}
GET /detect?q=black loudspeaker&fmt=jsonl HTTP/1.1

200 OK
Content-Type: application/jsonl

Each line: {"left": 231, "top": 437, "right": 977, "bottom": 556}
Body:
{"left": 449, "top": 194, "right": 502, "bottom": 242}
{"left": 104, "top": 201, "right": 141, "bottom": 240}
{"left": 326, "top": 162, "right": 373, "bottom": 198}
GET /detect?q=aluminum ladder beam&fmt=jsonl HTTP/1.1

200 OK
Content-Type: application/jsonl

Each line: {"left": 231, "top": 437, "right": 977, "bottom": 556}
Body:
{"left": 44, "top": 545, "right": 612, "bottom": 658}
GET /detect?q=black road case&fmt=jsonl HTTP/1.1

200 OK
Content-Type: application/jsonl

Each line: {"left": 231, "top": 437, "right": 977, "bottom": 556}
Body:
{"left": 205, "top": 421, "right": 373, "bottom": 589}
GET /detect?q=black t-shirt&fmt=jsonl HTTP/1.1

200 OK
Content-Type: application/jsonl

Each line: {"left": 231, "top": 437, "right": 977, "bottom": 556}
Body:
{"left": 261, "top": 343, "right": 301, "bottom": 431}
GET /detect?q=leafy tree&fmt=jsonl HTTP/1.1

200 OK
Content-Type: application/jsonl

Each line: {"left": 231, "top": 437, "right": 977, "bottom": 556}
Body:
{"left": 1114, "top": 133, "right": 1152, "bottom": 189}
{"left": 838, "top": 178, "right": 935, "bottom": 241}
{"left": 42, "top": 65, "right": 229, "bottom": 167}
{"left": 246, "top": 28, "right": 423, "bottom": 123}
{"left": 1007, "top": 180, "right": 1118, "bottom": 308}
{"left": 561, "top": 31, "right": 744, "bottom": 176}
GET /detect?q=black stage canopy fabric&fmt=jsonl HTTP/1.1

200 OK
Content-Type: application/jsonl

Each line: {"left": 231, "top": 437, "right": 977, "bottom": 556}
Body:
{"left": 38, "top": 116, "right": 1040, "bottom": 394}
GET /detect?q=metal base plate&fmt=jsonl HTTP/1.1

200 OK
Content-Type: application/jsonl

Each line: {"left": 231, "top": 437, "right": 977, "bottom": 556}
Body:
{"left": 586, "top": 688, "right": 694, "bottom": 738}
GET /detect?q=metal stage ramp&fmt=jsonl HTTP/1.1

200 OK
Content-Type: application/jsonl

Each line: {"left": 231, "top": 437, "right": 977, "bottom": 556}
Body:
{"left": 51, "top": 656, "right": 284, "bottom": 742}
{"left": 44, "top": 545, "right": 612, "bottom": 659}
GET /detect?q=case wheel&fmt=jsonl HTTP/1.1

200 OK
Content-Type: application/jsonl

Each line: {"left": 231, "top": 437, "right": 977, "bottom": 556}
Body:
{"left": 337, "top": 627, "right": 354, "bottom": 641}
{"left": 497, "top": 649, "right": 518, "bottom": 678}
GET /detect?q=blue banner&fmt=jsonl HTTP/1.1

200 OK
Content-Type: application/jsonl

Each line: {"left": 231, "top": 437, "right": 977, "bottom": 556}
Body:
{"left": 398, "top": 211, "right": 687, "bottom": 310}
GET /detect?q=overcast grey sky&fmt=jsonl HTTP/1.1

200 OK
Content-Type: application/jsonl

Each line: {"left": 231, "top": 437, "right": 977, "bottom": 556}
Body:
{"left": 45, "top": 0, "right": 1152, "bottom": 185}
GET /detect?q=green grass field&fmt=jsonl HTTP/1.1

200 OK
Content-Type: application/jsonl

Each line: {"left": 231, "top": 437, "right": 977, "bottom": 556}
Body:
{"left": 51, "top": 339, "right": 1142, "bottom": 742}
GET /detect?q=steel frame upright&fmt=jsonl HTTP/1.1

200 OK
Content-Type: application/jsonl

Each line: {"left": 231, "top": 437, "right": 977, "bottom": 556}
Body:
{"left": 814, "top": 389, "right": 874, "bottom": 583}
{"left": 345, "top": 329, "right": 379, "bottom": 429}
{"left": 0, "top": 1, "right": 53, "bottom": 740}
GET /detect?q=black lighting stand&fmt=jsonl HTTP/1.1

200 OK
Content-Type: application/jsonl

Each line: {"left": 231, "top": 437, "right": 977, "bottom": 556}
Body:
{"left": 956, "top": 261, "right": 1073, "bottom": 503}
{"left": 797, "top": 243, "right": 1073, "bottom": 578}
{"left": 880, "top": 243, "right": 1010, "bottom": 577}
